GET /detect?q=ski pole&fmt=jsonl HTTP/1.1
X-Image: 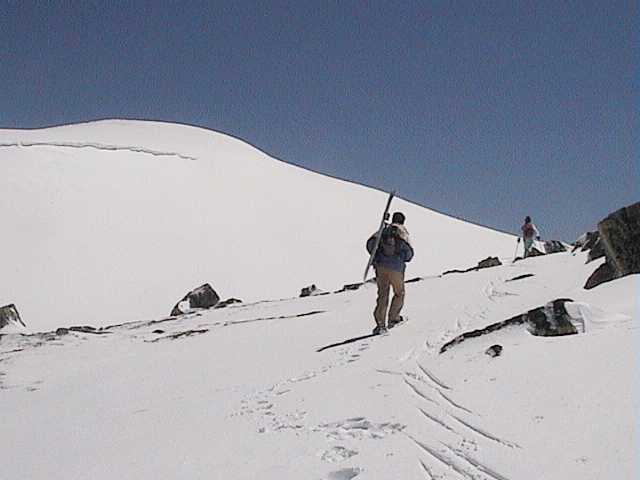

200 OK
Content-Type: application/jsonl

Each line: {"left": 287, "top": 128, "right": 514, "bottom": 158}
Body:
{"left": 513, "top": 238, "right": 520, "bottom": 259}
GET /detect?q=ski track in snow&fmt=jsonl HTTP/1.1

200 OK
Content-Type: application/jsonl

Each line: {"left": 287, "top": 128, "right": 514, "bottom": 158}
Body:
{"left": 449, "top": 414, "right": 521, "bottom": 449}
{"left": 0, "top": 140, "right": 198, "bottom": 161}
{"left": 417, "top": 363, "right": 451, "bottom": 390}
{"left": 441, "top": 443, "right": 511, "bottom": 480}
{"left": 417, "top": 407, "right": 457, "bottom": 434}
{"left": 409, "top": 435, "right": 475, "bottom": 480}
{"left": 410, "top": 433, "right": 513, "bottom": 480}
{"left": 401, "top": 347, "right": 522, "bottom": 478}
{"left": 404, "top": 378, "right": 439, "bottom": 405}
{"left": 437, "top": 390, "right": 475, "bottom": 415}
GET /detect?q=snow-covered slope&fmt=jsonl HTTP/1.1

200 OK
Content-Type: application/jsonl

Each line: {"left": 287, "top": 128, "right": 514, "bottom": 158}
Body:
{"left": 0, "top": 120, "right": 516, "bottom": 331}
{"left": 1, "top": 251, "right": 636, "bottom": 479}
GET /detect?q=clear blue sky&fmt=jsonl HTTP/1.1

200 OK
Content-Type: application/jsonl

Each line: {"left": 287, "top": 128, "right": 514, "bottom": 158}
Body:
{"left": 1, "top": 1, "right": 636, "bottom": 240}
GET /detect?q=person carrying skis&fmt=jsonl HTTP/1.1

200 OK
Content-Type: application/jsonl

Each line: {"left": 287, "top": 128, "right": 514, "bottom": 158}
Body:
{"left": 519, "top": 216, "right": 540, "bottom": 258}
{"left": 366, "top": 212, "right": 414, "bottom": 335}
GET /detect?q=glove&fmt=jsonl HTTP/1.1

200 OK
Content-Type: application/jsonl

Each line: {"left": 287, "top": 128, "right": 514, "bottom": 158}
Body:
{"left": 536, "top": 236, "right": 541, "bottom": 241}
{"left": 517, "top": 238, "right": 521, "bottom": 243}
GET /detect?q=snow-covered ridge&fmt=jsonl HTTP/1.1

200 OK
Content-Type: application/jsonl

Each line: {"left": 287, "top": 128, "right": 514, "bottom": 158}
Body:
{"left": 1, "top": 119, "right": 516, "bottom": 331}
{"left": 0, "top": 140, "right": 197, "bottom": 161}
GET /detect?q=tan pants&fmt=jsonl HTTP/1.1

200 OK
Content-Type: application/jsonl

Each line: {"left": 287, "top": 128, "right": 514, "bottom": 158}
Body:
{"left": 373, "top": 267, "right": 405, "bottom": 328}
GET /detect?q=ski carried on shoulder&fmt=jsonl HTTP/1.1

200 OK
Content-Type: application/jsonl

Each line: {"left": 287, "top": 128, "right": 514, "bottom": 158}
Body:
{"left": 363, "top": 191, "right": 395, "bottom": 282}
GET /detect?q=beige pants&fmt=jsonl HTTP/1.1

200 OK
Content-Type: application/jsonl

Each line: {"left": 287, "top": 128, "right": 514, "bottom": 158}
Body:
{"left": 373, "top": 266, "right": 405, "bottom": 328}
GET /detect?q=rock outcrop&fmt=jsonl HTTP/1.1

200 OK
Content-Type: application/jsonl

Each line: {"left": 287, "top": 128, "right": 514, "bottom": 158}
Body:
{"left": 440, "top": 298, "right": 580, "bottom": 353}
{"left": 526, "top": 299, "right": 578, "bottom": 336}
{"left": 300, "top": 284, "right": 322, "bottom": 297}
{"left": 477, "top": 256, "right": 502, "bottom": 269}
{"left": 513, "top": 247, "right": 545, "bottom": 263}
{"left": 544, "top": 240, "right": 567, "bottom": 254}
{"left": 505, "top": 273, "right": 535, "bottom": 282}
{"left": 527, "top": 247, "right": 545, "bottom": 257}
{"left": 171, "top": 284, "right": 220, "bottom": 316}
{"left": 335, "top": 282, "right": 364, "bottom": 293}
{"left": 585, "top": 202, "right": 640, "bottom": 289}
{"left": 572, "top": 230, "right": 599, "bottom": 253}
{"left": 442, "top": 256, "right": 502, "bottom": 276}
{"left": 0, "top": 304, "right": 26, "bottom": 331}
{"left": 584, "top": 262, "right": 615, "bottom": 290}
{"left": 587, "top": 237, "right": 605, "bottom": 263}
{"left": 215, "top": 298, "right": 243, "bottom": 309}
{"left": 485, "top": 345, "right": 503, "bottom": 357}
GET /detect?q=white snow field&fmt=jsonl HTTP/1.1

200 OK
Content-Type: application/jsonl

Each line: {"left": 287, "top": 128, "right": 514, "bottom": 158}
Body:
{"left": 1, "top": 120, "right": 637, "bottom": 479}
{"left": 0, "top": 250, "right": 637, "bottom": 479}
{"left": 0, "top": 120, "right": 517, "bottom": 332}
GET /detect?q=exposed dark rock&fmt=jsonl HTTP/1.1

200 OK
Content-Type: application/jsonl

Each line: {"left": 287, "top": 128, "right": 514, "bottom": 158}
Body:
{"left": 527, "top": 299, "right": 578, "bottom": 336}
{"left": 442, "top": 268, "right": 469, "bottom": 276}
{"left": 55, "top": 328, "right": 69, "bottom": 336}
{"left": 527, "top": 247, "right": 545, "bottom": 257}
{"left": 581, "top": 231, "right": 600, "bottom": 252}
{"left": 300, "top": 284, "right": 321, "bottom": 297}
{"left": 599, "top": 202, "right": 640, "bottom": 276}
{"left": 69, "top": 326, "right": 110, "bottom": 335}
{"left": 442, "top": 256, "right": 502, "bottom": 276}
{"left": 485, "top": 345, "right": 503, "bottom": 357}
{"left": 405, "top": 277, "right": 423, "bottom": 283}
{"left": 584, "top": 202, "right": 640, "bottom": 289}
{"left": 587, "top": 238, "right": 605, "bottom": 263}
{"left": 572, "top": 233, "right": 587, "bottom": 252}
{"left": 440, "top": 314, "right": 526, "bottom": 353}
{"left": 544, "top": 240, "right": 567, "bottom": 254}
{"left": 70, "top": 325, "right": 95, "bottom": 332}
{"left": 335, "top": 282, "right": 364, "bottom": 293}
{"left": 477, "top": 257, "right": 502, "bottom": 269}
{"left": 152, "top": 329, "right": 165, "bottom": 334}
{"left": 171, "top": 283, "right": 220, "bottom": 316}
{"left": 584, "top": 260, "right": 615, "bottom": 290}
{"left": 148, "top": 328, "right": 209, "bottom": 343}
{"left": 215, "top": 298, "right": 243, "bottom": 309}
{"left": 226, "top": 310, "right": 326, "bottom": 327}
{"left": 505, "top": 273, "right": 535, "bottom": 282}
{"left": 513, "top": 247, "right": 546, "bottom": 263}
{"left": 440, "top": 298, "right": 579, "bottom": 353}
{"left": 0, "top": 304, "right": 26, "bottom": 330}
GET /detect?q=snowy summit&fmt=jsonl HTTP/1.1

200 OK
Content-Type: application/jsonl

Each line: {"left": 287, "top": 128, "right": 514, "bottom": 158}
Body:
{"left": 0, "top": 120, "right": 637, "bottom": 479}
{"left": 0, "top": 120, "right": 515, "bottom": 331}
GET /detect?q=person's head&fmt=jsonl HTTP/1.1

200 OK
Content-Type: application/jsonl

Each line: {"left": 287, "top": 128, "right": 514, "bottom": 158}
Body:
{"left": 524, "top": 216, "right": 531, "bottom": 224}
{"left": 392, "top": 212, "right": 406, "bottom": 225}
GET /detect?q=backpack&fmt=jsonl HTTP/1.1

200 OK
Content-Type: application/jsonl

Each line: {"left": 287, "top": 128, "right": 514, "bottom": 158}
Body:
{"left": 379, "top": 225, "right": 399, "bottom": 256}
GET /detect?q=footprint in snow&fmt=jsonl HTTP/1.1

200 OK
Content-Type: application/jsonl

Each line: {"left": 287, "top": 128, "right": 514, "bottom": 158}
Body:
{"left": 327, "top": 467, "right": 362, "bottom": 480}
{"left": 320, "top": 446, "right": 358, "bottom": 463}
{"left": 315, "top": 417, "right": 405, "bottom": 441}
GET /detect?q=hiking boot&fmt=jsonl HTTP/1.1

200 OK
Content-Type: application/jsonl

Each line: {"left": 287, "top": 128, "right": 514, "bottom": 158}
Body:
{"left": 388, "top": 316, "right": 404, "bottom": 329}
{"left": 372, "top": 325, "right": 388, "bottom": 335}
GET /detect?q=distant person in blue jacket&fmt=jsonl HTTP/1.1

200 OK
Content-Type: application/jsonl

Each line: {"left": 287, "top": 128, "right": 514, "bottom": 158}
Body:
{"left": 366, "top": 212, "right": 414, "bottom": 335}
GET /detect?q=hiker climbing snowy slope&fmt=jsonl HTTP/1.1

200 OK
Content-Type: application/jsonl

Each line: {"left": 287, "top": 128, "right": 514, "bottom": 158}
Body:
{"left": 366, "top": 211, "right": 414, "bottom": 334}
{"left": 519, "top": 215, "right": 541, "bottom": 257}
